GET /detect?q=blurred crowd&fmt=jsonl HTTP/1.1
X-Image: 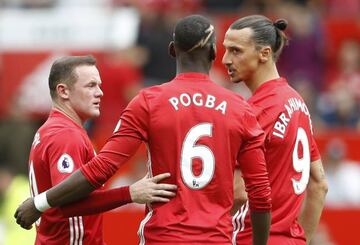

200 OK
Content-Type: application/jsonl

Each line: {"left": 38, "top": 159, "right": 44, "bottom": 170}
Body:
{"left": 1, "top": 0, "right": 358, "bottom": 130}
{"left": 0, "top": 0, "right": 359, "bottom": 244}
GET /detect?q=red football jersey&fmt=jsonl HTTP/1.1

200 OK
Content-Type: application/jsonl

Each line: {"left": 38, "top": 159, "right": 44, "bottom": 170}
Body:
{"left": 81, "top": 73, "right": 271, "bottom": 244}
{"left": 28, "top": 110, "right": 103, "bottom": 245}
{"left": 234, "top": 78, "right": 320, "bottom": 245}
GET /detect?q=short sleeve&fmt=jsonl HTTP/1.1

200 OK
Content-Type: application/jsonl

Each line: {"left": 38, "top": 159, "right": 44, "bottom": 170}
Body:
{"left": 46, "top": 129, "right": 89, "bottom": 186}
{"left": 310, "top": 135, "right": 321, "bottom": 162}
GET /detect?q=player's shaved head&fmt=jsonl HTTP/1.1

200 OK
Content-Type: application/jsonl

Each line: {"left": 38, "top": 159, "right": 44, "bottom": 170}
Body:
{"left": 48, "top": 55, "right": 96, "bottom": 99}
{"left": 173, "top": 15, "right": 215, "bottom": 53}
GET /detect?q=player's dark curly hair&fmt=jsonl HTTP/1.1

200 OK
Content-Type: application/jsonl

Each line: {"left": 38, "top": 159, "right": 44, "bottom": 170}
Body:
{"left": 173, "top": 15, "right": 215, "bottom": 53}
{"left": 230, "top": 15, "right": 288, "bottom": 62}
{"left": 48, "top": 55, "right": 96, "bottom": 99}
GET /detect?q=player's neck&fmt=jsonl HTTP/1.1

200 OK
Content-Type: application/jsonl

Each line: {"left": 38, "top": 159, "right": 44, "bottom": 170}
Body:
{"left": 247, "top": 63, "right": 280, "bottom": 93}
{"left": 177, "top": 67, "right": 209, "bottom": 75}
{"left": 176, "top": 59, "right": 211, "bottom": 75}
{"left": 52, "top": 102, "right": 84, "bottom": 127}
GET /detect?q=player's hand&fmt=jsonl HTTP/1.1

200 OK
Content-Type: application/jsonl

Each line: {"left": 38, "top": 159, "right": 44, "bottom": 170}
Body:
{"left": 129, "top": 173, "right": 177, "bottom": 204}
{"left": 14, "top": 197, "right": 41, "bottom": 230}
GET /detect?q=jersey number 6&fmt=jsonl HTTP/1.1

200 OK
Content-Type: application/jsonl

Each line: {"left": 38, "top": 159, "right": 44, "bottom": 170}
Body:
{"left": 180, "top": 123, "right": 215, "bottom": 190}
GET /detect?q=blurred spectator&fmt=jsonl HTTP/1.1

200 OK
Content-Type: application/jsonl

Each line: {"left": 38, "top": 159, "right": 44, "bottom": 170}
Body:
{"left": 0, "top": 54, "right": 4, "bottom": 118}
{"left": 316, "top": 85, "right": 360, "bottom": 129}
{"left": 135, "top": 0, "right": 179, "bottom": 86}
{"left": 0, "top": 165, "right": 36, "bottom": 245}
{"left": 317, "top": 39, "right": 360, "bottom": 129}
{"left": 0, "top": 108, "right": 36, "bottom": 242}
{"left": 0, "top": 0, "right": 112, "bottom": 8}
{"left": 55, "top": 0, "right": 110, "bottom": 8}
{"left": 326, "top": 0, "right": 360, "bottom": 17}
{"left": 292, "top": 77, "right": 317, "bottom": 113}
{"left": 0, "top": 100, "right": 39, "bottom": 176}
{"left": 324, "top": 138, "right": 360, "bottom": 207}
{"left": 326, "top": 39, "right": 360, "bottom": 100}
{"left": 318, "top": 39, "right": 360, "bottom": 130}
{"left": 276, "top": 2, "right": 325, "bottom": 90}
{"left": 0, "top": 98, "right": 38, "bottom": 244}
{"left": 204, "top": 0, "right": 242, "bottom": 12}
{"left": 91, "top": 47, "right": 143, "bottom": 149}
{"left": 0, "top": 0, "right": 54, "bottom": 8}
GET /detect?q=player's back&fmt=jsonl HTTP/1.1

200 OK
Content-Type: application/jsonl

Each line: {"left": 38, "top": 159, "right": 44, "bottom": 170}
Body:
{"left": 235, "top": 78, "right": 319, "bottom": 245}
{"left": 139, "top": 73, "right": 257, "bottom": 244}
{"left": 29, "top": 110, "right": 103, "bottom": 245}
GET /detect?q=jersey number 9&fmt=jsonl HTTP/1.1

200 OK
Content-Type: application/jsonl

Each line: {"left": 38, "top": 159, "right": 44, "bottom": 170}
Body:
{"left": 292, "top": 127, "right": 310, "bottom": 195}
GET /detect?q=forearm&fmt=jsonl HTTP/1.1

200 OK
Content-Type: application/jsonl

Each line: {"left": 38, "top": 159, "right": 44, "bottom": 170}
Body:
{"left": 47, "top": 136, "right": 142, "bottom": 208}
{"left": 232, "top": 169, "right": 248, "bottom": 215}
{"left": 59, "top": 186, "right": 131, "bottom": 217}
{"left": 47, "top": 169, "right": 95, "bottom": 207}
{"left": 250, "top": 211, "right": 271, "bottom": 245}
{"left": 299, "top": 159, "right": 328, "bottom": 244}
{"left": 299, "top": 180, "right": 328, "bottom": 244}
{"left": 233, "top": 169, "right": 248, "bottom": 205}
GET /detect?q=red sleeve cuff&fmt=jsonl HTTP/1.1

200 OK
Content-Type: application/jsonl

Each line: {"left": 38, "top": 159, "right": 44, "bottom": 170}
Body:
{"left": 249, "top": 205, "right": 272, "bottom": 213}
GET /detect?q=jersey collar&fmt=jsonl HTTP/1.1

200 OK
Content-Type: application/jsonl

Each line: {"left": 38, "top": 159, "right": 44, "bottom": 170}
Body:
{"left": 175, "top": 72, "right": 210, "bottom": 81}
{"left": 50, "top": 109, "right": 84, "bottom": 130}
{"left": 253, "top": 77, "right": 287, "bottom": 95}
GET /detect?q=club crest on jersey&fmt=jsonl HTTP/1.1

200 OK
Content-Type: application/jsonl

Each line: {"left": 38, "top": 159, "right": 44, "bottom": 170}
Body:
{"left": 57, "top": 154, "right": 74, "bottom": 173}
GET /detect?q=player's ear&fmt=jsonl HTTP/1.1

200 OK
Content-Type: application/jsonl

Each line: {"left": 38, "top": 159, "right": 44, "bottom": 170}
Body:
{"left": 209, "top": 43, "right": 216, "bottom": 61}
{"left": 259, "top": 46, "right": 271, "bottom": 63}
{"left": 168, "top": 41, "right": 176, "bottom": 58}
{"left": 56, "top": 83, "right": 70, "bottom": 99}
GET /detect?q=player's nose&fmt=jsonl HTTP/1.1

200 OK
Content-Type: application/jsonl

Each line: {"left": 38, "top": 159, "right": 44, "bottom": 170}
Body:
{"left": 96, "top": 86, "right": 103, "bottom": 97}
{"left": 222, "top": 52, "right": 231, "bottom": 66}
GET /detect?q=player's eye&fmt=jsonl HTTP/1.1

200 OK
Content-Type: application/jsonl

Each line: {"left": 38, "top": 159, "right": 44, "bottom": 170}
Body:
{"left": 231, "top": 48, "right": 240, "bottom": 54}
{"left": 87, "top": 82, "right": 97, "bottom": 87}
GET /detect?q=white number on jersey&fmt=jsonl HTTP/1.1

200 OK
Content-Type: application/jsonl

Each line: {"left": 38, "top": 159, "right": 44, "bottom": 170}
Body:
{"left": 291, "top": 127, "right": 310, "bottom": 194}
{"left": 180, "top": 123, "right": 215, "bottom": 189}
{"left": 29, "top": 161, "right": 41, "bottom": 225}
